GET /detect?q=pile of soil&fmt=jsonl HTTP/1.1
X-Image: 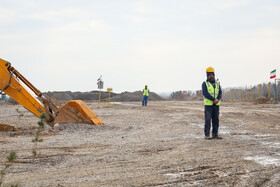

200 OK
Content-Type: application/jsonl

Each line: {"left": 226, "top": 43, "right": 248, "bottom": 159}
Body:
{"left": 43, "top": 91, "right": 117, "bottom": 101}
{"left": 255, "top": 98, "right": 273, "bottom": 104}
{"left": 43, "top": 90, "right": 163, "bottom": 102}
{"left": 110, "top": 91, "right": 163, "bottom": 102}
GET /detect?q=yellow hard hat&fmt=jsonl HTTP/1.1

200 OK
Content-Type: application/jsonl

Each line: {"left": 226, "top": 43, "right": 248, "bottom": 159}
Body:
{"left": 145, "top": 85, "right": 148, "bottom": 87}
{"left": 206, "top": 66, "right": 214, "bottom": 73}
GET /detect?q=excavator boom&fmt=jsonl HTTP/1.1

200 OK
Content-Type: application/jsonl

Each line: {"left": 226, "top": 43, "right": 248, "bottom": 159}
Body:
{"left": 0, "top": 58, "right": 104, "bottom": 128}
{"left": 0, "top": 59, "right": 44, "bottom": 117}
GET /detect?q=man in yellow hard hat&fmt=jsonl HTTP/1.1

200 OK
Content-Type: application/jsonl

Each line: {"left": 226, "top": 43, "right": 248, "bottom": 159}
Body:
{"left": 202, "top": 67, "right": 222, "bottom": 139}
{"left": 142, "top": 85, "right": 149, "bottom": 106}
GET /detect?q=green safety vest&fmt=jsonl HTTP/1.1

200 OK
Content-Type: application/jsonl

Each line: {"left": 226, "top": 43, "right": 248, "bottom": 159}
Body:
{"left": 204, "top": 81, "right": 220, "bottom": 106}
{"left": 143, "top": 88, "right": 149, "bottom": 96}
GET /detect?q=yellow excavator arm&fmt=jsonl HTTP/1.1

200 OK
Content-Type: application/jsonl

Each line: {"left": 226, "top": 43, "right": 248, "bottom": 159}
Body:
{"left": 0, "top": 59, "right": 45, "bottom": 118}
{"left": 0, "top": 58, "right": 104, "bottom": 127}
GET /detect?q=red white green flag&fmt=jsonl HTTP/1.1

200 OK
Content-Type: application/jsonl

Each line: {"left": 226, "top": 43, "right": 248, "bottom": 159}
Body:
{"left": 270, "top": 69, "right": 276, "bottom": 79}
{"left": 97, "top": 75, "right": 102, "bottom": 84}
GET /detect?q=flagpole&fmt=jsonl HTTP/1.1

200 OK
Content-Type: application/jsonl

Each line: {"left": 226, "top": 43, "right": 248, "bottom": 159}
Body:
{"left": 99, "top": 88, "right": 101, "bottom": 104}
{"left": 275, "top": 78, "right": 278, "bottom": 104}
{"left": 270, "top": 69, "right": 277, "bottom": 104}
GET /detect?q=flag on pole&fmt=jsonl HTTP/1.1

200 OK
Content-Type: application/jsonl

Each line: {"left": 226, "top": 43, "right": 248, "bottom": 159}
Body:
{"left": 97, "top": 75, "right": 102, "bottom": 84}
{"left": 270, "top": 69, "right": 276, "bottom": 79}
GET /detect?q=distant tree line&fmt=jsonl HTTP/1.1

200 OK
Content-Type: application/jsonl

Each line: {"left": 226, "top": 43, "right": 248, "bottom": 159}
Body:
{"left": 170, "top": 90, "right": 202, "bottom": 101}
{"left": 170, "top": 81, "right": 280, "bottom": 102}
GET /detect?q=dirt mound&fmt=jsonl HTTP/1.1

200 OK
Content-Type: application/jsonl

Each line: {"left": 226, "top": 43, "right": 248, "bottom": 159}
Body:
{"left": 255, "top": 98, "right": 273, "bottom": 104}
{"left": 109, "top": 91, "right": 163, "bottom": 102}
{"left": 43, "top": 90, "right": 162, "bottom": 102}
{"left": 43, "top": 91, "right": 117, "bottom": 101}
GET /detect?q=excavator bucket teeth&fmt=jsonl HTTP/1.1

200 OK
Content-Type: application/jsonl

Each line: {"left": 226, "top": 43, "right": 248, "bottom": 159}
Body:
{"left": 54, "top": 100, "right": 104, "bottom": 125}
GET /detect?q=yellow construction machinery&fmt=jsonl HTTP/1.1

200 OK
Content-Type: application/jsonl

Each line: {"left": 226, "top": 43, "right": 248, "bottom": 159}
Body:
{"left": 0, "top": 58, "right": 104, "bottom": 130}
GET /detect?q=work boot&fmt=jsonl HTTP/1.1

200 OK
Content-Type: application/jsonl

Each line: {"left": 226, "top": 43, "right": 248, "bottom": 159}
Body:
{"left": 205, "top": 136, "right": 212, "bottom": 140}
{"left": 212, "top": 136, "right": 223, "bottom": 139}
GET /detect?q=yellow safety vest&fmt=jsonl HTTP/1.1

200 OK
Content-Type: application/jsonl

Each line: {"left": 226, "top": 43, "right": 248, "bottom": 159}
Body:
{"left": 204, "top": 81, "right": 220, "bottom": 106}
{"left": 143, "top": 89, "right": 149, "bottom": 96}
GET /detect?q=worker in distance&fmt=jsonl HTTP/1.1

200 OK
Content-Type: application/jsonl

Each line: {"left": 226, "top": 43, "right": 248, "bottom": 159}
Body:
{"left": 142, "top": 85, "right": 149, "bottom": 106}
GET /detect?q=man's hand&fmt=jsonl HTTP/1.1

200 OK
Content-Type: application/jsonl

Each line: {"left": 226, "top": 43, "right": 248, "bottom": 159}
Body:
{"left": 214, "top": 99, "right": 219, "bottom": 104}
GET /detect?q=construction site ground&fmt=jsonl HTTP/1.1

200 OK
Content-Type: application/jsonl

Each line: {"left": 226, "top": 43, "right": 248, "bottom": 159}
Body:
{"left": 0, "top": 100, "right": 280, "bottom": 186}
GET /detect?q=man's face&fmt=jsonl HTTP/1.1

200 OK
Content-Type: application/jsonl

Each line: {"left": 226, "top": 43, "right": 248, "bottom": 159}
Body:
{"left": 208, "top": 73, "right": 215, "bottom": 80}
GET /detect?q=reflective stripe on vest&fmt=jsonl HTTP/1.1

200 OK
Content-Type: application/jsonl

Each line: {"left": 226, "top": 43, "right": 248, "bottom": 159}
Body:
{"left": 204, "top": 81, "right": 220, "bottom": 106}
{"left": 143, "top": 89, "right": 149, "bottom": 96}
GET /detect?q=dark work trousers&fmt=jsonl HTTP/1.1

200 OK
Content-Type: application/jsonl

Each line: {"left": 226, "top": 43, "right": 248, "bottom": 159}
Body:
{"left": 204, "top": 105, "right": 219, "bottom": 137}
{"left": 142, "top": 96, "right": 148, "bottom": 106}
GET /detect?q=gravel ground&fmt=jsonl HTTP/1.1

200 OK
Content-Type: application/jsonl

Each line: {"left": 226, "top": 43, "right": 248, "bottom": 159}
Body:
{"left": 0, "top": 100, "right": 280, "bottom": 186}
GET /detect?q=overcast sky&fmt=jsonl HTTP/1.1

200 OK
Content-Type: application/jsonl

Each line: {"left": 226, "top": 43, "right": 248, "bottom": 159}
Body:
{"left": 1, "top": 0, "right": 280, "bottom": 93}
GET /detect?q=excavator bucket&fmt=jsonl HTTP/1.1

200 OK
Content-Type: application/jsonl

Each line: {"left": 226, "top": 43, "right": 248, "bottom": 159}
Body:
{"left": 54, "top": 100, "right": 104, "bottom": 125}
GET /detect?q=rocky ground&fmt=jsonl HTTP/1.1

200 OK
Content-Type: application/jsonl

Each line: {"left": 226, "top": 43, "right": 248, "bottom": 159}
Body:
{"left": 0, "top": 100, "right": 280, "bottom": 186}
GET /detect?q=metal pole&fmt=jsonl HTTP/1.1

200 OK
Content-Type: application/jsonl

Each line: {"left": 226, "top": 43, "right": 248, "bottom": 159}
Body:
{"left": 268, "top": 83, "right": 270, "bottom": 99}
{"left": 246, "top": 86, "right": 247, "bottom": 101}
{"left": 259, "top": 84, "right": 261, "bottom": 99}
{"left": 251, "top": 87, "right": 253, "bottom": 102}
{"left": 225, "top": 88, "right": 227, "bottom": 102}
{"left": 274, "top": 88, "right": 276, "bottom": 102}
{"left": 230, "top": 88, "right": 232, "bottom": 102}
{"left": 99, "top": 88, "right": 101, "bottom": 104}
{"left": 108, "top": 91, "right": 111, "bottom": 104}
{"left": 239, "top": 88, "right": 241, "bottom": 102}
{"left": 233, "top": 88, "right": 235, "bottom": 102}
{"left": 274, "top": 78, "right": 278, "bottom": 104}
